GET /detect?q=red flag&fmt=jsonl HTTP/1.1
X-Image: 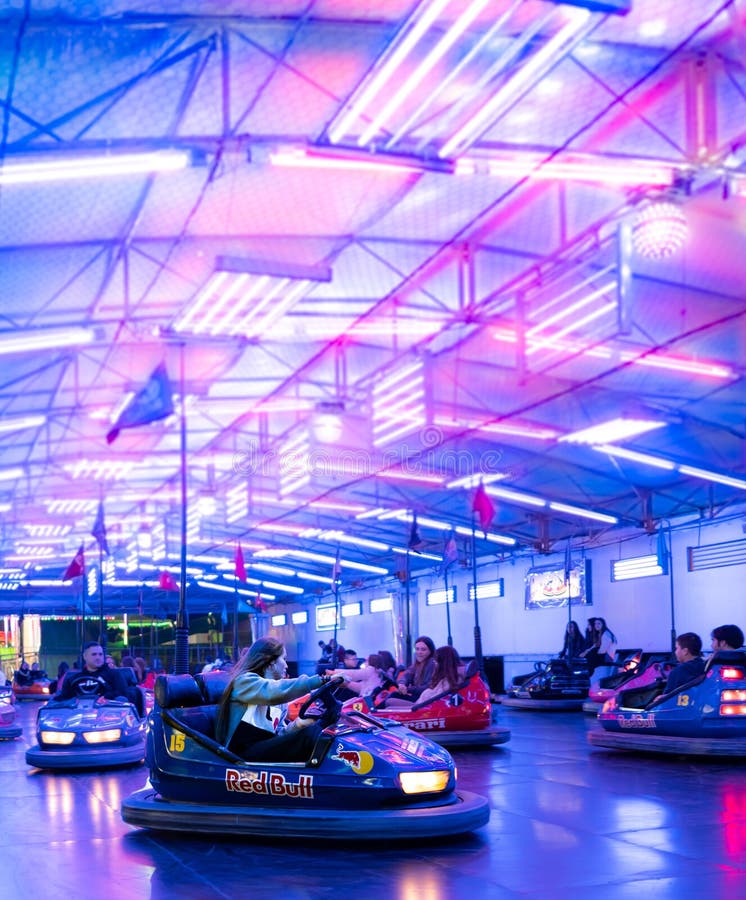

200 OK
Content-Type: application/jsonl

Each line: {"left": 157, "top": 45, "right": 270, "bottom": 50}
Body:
{"left": 472, "top": 482, "right": 495, "bottom": 533}
{"left": 235, "top": 542, "right": 247, "bottom": 582}
{"left": 62, "top": 544, "right": 85, "bottom": 581}
{"left": 254, "top": 592, "right": 267, "bottom": 613}
{"left": 159, "top": 570, "right": 179, "bottom": 592}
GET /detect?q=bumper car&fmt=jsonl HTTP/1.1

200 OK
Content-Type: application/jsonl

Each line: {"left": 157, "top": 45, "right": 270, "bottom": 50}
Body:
{"left": 583, "top": 650, "right": 671, "bottom": 714}
{"left": 589, "top": 649, "right": 746, "bottom": 756}
{"left": 122, "top": 672, "right": 490, "bottom": 840}
{"left": 26, "top": 672, "right": 146, "bottom": 770}
{"left": 502, "top": 657, "right": 590, "bottom": 710}
{"left": 13, "top": 678, "right": 52, "bottom": 701}
{"left": 0, "top": 685, "right": 22, "bottom": 739}
{"left": 339, "top": 661, "right": 510, "bottom": 749}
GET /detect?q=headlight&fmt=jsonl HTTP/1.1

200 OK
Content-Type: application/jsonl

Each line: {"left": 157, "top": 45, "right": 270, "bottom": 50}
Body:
{"left": 83, "top": 729, "right": 122, "bottom": 744}
{"left": 40, "top": 731, "right": 75, "bottom": 745}
{"left": 398, "top": 770, "right": 451, "bottom": 795}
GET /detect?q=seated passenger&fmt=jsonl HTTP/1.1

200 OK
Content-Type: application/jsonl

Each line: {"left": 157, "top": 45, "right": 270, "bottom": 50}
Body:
{"left": 385, "top": 645, "right": 462, "bottom": 708}
{"left": 215, "top": 637, "right": 336, "bottom": 763}
{"left": 30, "top": 661, "right": 48, "bottom": 680}
{"left": 56, "top": 642, "right": 131, "bottom": 703}
{"left": 710, "top": 624, "right": 744, "bottom": 653}
{"left": 665, "top": 632, "right": 705, "bottom": 694}
{"left": 49, "top": 661, "right": 69, "bottom": 694}
{"left": 558, "top": 620, "right": 585, "bottom": 659}
{"left": 377, "top": 650, "right": 398, "bottom": 682}
{"left": 396, "top": 636, "right": 436, "bottom": 700}
{"left": 328, "top": 653, "right": 383, "bottom": 700}
{"left": 13, "top": 660, "right": 33, "bottom": 686}
{"left": 580, "top": 617, "right": 617, "bottom": 672}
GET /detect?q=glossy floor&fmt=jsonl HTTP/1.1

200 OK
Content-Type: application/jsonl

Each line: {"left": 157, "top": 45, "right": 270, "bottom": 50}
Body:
{"left": 5, "top": 700, "right": 746, "bottom": 899}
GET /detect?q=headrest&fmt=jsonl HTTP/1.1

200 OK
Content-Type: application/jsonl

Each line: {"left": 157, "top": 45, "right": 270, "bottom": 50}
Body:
{"left": 196, "top": 670, "right": 231, "bottom": 704}
{"left": 119, "top": 667, "right": 138, "bottom": 687}
{"left": 464, "top": 659, "right": 479, "bottom": 679}
{"left": 155, "top": 674, "right": 204, "bottom": 709}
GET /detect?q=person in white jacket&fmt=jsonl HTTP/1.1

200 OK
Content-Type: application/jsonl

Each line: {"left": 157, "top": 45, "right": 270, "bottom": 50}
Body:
{"left": 215, "top": 637, "right": 338, "bottom": 762}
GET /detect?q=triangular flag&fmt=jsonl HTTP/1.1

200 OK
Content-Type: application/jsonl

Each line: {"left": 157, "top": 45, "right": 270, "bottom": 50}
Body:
{"left": 472, "top": 482, "right": 495, "bottom": 534}
{"left": 91, "top": 500, "right": 109, "bottom": 555}
{"left": 159, "top": 570, "right": 179, "bottom": 592}
{"left": 564, "top": 540, "right": 572, "bottom": 580}
{"left": 62, "top": 544, "right": 85, "bottom": 581}
{"left": 235, "top": 542, "right": 247, "bottom": 582}
{"left": 254, "top": 592, "right": 268, "bottom": 613}
{"left": 656, "top": 528, "right": 668, "bottom": 570}
{"left": 221, "top": 603, "right": 228, "bottom": 627}
{"left": 106, "top": 363, "right": 174, "bottom": 444}
{"left": 439, "top": 531, "right": 458, "bottom": 574}
{"left": 408, "top": 513, "right": 423, "bottom": 552}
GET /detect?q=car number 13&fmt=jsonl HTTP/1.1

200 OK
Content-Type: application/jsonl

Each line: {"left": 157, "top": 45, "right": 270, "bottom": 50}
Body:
{"left": 676, "top": 694, "right": 690, "bottom": 707}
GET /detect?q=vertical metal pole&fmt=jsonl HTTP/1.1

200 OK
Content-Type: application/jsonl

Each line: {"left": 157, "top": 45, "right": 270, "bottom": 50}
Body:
{"left": 174, "top": 345, "right": 190, "bottom": 674}
{"left": 471, "top": 524, "right": 484, "bottom": 674}
{"left": 98, "top": 541, "right": 106, "bottom": 653}
{"left": 405, "top": 551, "right": 412, "bottom": 666}
{"left": 233, "top": 583, "right": 239, "bottom": 662}
{"left": 444, "top": 567, "right": 453, "bottom": 647}
{"left": 667, "top": 523, "right": 676, "bottom": 653}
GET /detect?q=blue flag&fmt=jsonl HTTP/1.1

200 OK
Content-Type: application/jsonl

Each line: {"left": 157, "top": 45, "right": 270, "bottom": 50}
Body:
{"left": 91, "top": 500, "right": 109, "bottom": 555}
{"left": 106, "top": 363, "right": 174, "bottom": 444}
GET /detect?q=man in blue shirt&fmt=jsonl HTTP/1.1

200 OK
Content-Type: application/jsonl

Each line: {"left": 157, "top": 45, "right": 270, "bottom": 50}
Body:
{"left": 665, "top": 632, "right": 705, "bottom": 694}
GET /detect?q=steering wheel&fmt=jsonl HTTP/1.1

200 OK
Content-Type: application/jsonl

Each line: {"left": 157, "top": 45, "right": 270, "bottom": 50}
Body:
{"left": 298, "top": 676, "right": 344, "bottom": 727}
{"left": 533, "top": 661, "right": 547, "bottom": 672}
{"left": 64, "top": 671, "right": 106, "bottom": 699}
{"left": 379, "top": 670, "right": 399, "bottom": 691}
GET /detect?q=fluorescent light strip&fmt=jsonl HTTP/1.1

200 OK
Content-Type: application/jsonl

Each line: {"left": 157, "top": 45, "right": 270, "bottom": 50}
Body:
{"left": 0, "top": 466, "right": 24, "bottom": 481}
{"left": 527, "top": 281, "right": 617, "bottom": 338}
{"left": 0, "top": 326, "right": 96, "bottom": 357}
{"left": 262, "top": 580, "right": 304, "bottom": 595}
{"left": 455, "top": 154, "right": 676, "bottom": 187}
{"left": 198, "top": 580, "right": 275, "bottom": 600}
{"left": 623, "top": 353, "right": 733, "bottom": 379}
{"left": 435, "top": 414, "right": 558, "bottom": 441}
{"left": 328, "top": 0, "right": 453, "bottom": 144}
{"left": 486, "top": 486, "right": 546, "bottom": 508}
{"left": 251, "top": 563, "right": 296, "bottom": 577}
{"left": 321, "top": 531, "right": 390, "bottom": 552}
{"left": 453, "top": 525, "right": 516, "bottom": 546}
{"left": 549, "top": 502, "right": 618, "bottom": 524}
{"left": 678, "top": 466, "right": 746, "bottom": 490}
{"left": 377, "top": 470, "right": 444, "bottom": 485}
{"left": 0, "top": 413, "right": 45, "bottom": 433}
{"left": 440, "top": 9, "right": 594, "bottom": 157}
{"left": 526, "top": 299, "right": 618, "bottom": 355}
{"left": 611, "top": 555, "right": 664, "bottom": 581}
{"left": 269, "top": 147, "right": 432, "bottom": 174}
{"left": 0, "top": 149, "right": 190, "bottom": 184}
{"left": 285, "top": 549, "right": 388, "bottom": 575}
{"left": 561, "top": 418, "right": 665, "bottom": 445}
{"left": 357, "top": 0, "right": 494, "bottom": 146}
{"left": 594, "top": 445, "right": 676, "bottom": 470}
{"left": 445, "top": 472, "right": 508, "bottom": 490}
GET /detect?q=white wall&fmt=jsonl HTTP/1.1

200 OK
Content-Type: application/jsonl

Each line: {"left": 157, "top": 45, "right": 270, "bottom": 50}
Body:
{"left": 268, "top": 508, "right": 746, "bottom": 670}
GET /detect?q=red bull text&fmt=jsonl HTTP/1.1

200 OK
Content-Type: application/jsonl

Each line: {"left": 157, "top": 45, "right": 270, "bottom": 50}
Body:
{"left": 225, "top": 768, "right": 314, "bottom": 798}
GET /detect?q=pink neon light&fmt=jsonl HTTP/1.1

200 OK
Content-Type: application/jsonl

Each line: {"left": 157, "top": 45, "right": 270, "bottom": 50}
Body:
{"left": 308, "top": 500, "right": 369, "bottom": 512}
{"left": 455, "top": 155, "right": 675, "bottom": 186}
{"left": 255, "top": 523, "right": 307, "bottom": 536}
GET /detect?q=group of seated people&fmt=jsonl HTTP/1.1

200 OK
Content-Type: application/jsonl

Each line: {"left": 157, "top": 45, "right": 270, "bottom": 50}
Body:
{"left": 12, "top": 660, "right": 48, "bottom": 686}
{"left": 558, "top": 618, "right": 617, "bottom": 672}
{"left": 213, "top": 634, "right": 470, "bottom": 765}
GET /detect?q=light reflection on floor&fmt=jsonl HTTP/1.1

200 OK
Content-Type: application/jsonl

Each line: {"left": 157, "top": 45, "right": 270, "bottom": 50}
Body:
{"left": 5, "top": 701, "right": 746, "bottom": 898}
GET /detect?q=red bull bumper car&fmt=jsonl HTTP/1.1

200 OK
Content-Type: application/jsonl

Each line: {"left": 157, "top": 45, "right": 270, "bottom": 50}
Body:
{"left": 26, "top": 672, "right": 146, "bottom": 770}
{"left": 502, "top": 657, "right": 590, "bottom": 710}
{"left": 122, "top": 672, "right": 490, "bottom": 840}
{"left": 583, "top": 651, "right": 671, "bottom": 714}
{"left": 0, "top": 685, "right": 21, "bottom": 739}
{"left": 341, "top": 661, "right": 510, "bottom": 748}
{"left": 589, "top": 650, "right": 746, "bottom": 756}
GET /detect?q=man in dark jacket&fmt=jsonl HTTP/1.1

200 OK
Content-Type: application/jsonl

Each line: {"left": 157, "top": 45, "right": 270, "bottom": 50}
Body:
{"left": 56, "top": 642, "right": 130, "bottom": 702}
{"left": 665, "top": 632, "right": 705, "bottom": 694}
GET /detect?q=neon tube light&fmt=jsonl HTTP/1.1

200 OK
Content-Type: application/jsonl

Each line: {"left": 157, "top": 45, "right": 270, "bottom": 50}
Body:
{"left": 0, "top": 414, "right": 45, "bottom": 433}
{"left": 486, "top": 486, "right": 546, "bottom": 508}
{"left": 678, "top": 466, "right": 746, "bottom": 490}
{"left": 453, "top": 525, "right": 516, "bottom": 546}
{"left": 611, "top": 554, "right": 665, "bottom": 582}
{"left": 435, "top": 414, "right": 558, "bottom": 441}
{"left": 377, "top": 470, "right": 445, "bottom": 485}
{"left": 357, "top": 0, "right": 494, "bottom": 147}
{"left": 269, "top": 147, "right": 450, "bottom": 174}
{"left": 593, "top": 445, "right": 676, "bottom": 470}
{"left": 439, "top": 9, "right": 594, "bottom": 157}
{"left": 560, "top": 418, "right": 665, "bottom": 445}
{"left": 327, "top": 0, "right": 453, "bottom": 144}
{"left": 455, "top": 153, "right": 675, "bottom": 186}
{"left": 549, "top": 501, "right": 618, "bottom": 524}
{"left": 0, "top": 326, "right": 96, "bottom": 357}
{"left": 0, "top": 149, "right": 190, "bottom": 184}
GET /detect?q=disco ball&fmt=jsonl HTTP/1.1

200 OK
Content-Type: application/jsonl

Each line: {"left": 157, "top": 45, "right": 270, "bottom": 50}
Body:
{"left": 631, "top": 202, "right": 689, "bottom": 259}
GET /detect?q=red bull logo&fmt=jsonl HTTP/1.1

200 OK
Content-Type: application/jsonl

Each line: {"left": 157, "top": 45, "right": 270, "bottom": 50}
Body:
{"left": 225, "top": 768, "right": 314, "bottom": 798}
{"left": 331, "top": 743, "right": 374, "bottom": 774}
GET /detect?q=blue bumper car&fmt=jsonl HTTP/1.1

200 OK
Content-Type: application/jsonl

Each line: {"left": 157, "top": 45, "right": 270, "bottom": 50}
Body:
{"left": 0, "top": 685, "right": 21, "bottom": 739}
{"left": 589, "top": 650, "right": 746, "bottom": 756}
{"left": 122, "top": 672, "right": 490, "bottom": 840}
{"left": 26, "top": 673, "right": 146, "bottom": 770}
{"left": 502, "top": 658, "right": 590, "bottom": 710}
